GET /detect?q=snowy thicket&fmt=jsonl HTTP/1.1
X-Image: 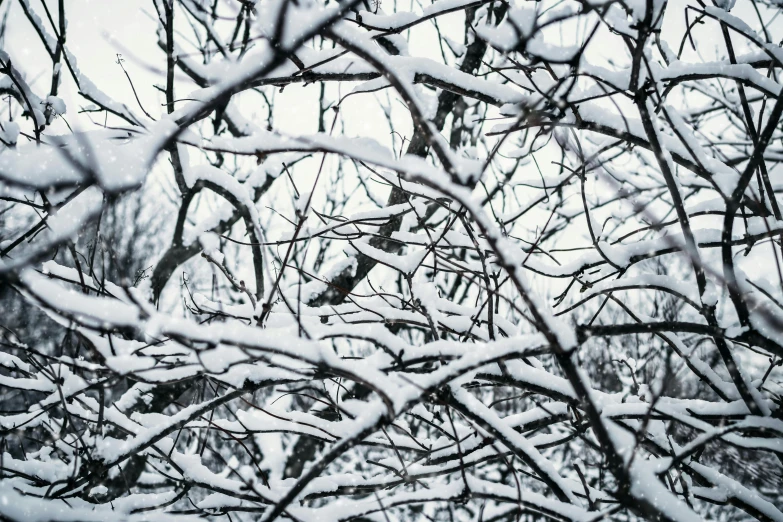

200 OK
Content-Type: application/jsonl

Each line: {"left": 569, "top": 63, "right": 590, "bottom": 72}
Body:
{"left": 1, "top": 0, "right": 783, "bottom": 520}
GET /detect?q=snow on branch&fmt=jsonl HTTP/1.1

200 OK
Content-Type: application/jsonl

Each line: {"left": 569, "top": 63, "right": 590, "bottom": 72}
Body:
{"left": 1, "top": 1, "right": 782, "bottom": 521}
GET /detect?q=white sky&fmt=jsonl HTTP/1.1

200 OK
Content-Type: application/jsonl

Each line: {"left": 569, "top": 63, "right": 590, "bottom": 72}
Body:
{"left": 4, "top": 0, "right": 779, "bottom": 300}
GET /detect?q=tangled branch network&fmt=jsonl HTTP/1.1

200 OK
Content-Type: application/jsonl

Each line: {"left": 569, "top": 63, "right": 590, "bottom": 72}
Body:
{"left": 1, "top": 0, "right": 783, "bottom": 520}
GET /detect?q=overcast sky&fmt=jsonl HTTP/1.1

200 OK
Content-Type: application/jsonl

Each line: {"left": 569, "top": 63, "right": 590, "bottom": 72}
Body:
{"left": 5, "top": 0, "right": 750, "bottom": 142}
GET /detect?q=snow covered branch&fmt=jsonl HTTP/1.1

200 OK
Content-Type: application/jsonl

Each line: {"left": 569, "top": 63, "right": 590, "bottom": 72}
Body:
{"left": 1, "top": 0, "right": 782, "bottom": 521}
